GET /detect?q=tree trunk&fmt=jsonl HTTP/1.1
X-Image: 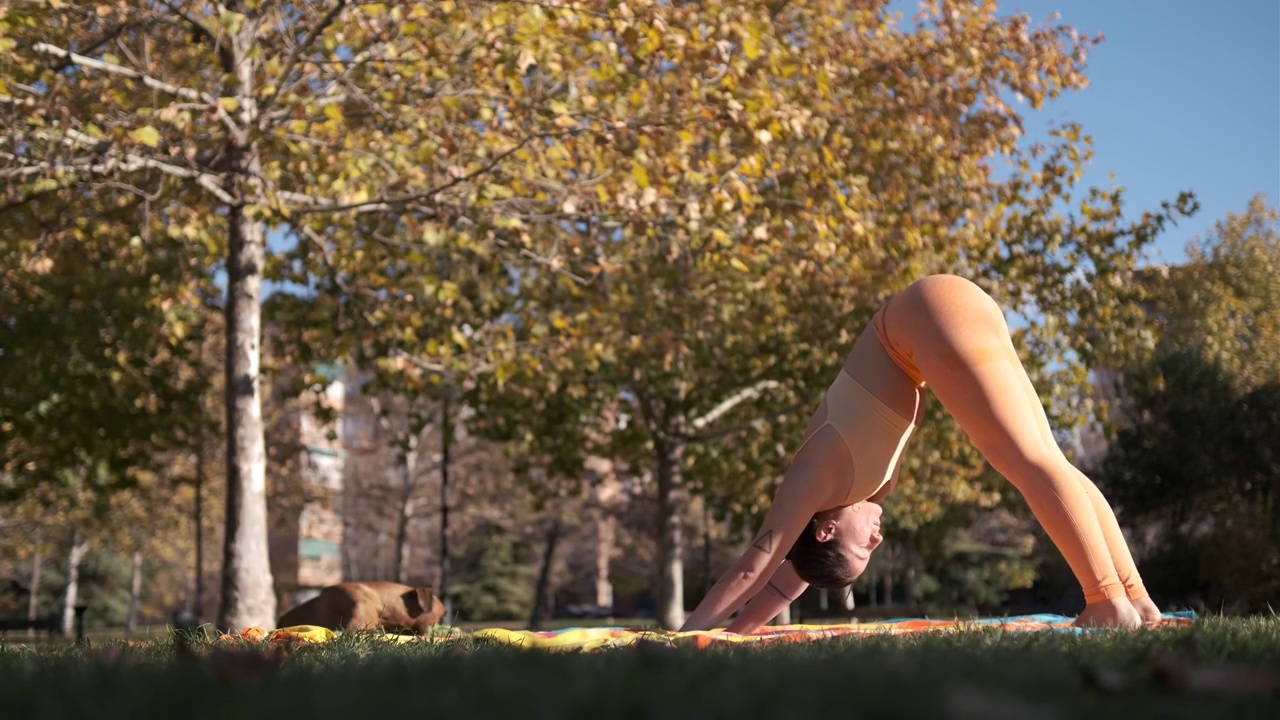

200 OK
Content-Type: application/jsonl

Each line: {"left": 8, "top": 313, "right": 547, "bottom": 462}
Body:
{"left": 595, "top": 507, "right": 615, "bottom": 610}
{"left": 392, "top": 438, "right": 418, "bottom": 584}
{"left": 126, "top": 550, "right": 143, "bottom": 634}
{"left": 654, "top": 432, "right": 687, "bottom": 630}
{"left": 528, "top": 521, "right": 562, "bottom": 631}
{"left": 438, "top": 392, "right": 452, "bottom": 613}
{"left": 61, "top": 530, "right": 89, "bottom": 637}
{"left": 27, "top": 548, "right": 43, "bottom": 638}
{"left": 775, "top": 602, "right": 792, "bottom": 626}
{"left": 393, "top": 496, "right": 414, "bottom": 585}
{"left": 193, "top": 427, "right": 205, "bottom": 622}
{"left": 375, "top": 530, "right": 388, "bottom": 580}
{"left": 702, "top": 499, "right": 712, "bottom": 594}
{"left": 217, "top": 27, "right": 276, "bottom": 631}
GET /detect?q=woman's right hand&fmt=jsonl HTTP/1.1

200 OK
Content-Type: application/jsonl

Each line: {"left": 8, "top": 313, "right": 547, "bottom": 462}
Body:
{"left": 1072, "top": 597, "right": 1144, "bottom": 630}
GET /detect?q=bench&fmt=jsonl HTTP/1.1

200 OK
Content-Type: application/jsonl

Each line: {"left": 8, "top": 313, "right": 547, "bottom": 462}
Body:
{"left": 0, "top": 605, "right": 88, "bottom": 642}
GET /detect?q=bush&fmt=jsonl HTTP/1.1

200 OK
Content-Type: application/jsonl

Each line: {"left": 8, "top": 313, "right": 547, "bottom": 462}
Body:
{"left": 450, "top": 528, "right": 534, "bottom": 622}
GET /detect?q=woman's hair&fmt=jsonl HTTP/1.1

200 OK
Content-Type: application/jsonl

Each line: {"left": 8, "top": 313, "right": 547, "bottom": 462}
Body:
{"left": 786, "top": 517, "right": 859, "bottom": 589}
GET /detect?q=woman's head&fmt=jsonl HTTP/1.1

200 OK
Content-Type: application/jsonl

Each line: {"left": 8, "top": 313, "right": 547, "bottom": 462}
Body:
{"left": 786, "top": 501, "right": 885, "bottom": 588}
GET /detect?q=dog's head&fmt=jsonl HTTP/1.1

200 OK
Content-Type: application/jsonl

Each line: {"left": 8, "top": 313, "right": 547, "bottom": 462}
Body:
{"left": 403, "top": 586, "right": 446, "bottom": 631}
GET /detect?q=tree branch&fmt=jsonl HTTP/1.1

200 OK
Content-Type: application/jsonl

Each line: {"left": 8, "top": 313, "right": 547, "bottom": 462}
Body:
{"left": 2, "top": 154, "right": 233, "bottom": 204}
{"left": 157, "top": 0, "right": 220, "bottom": 47}
{"left": 391, "top": 348, "right": 495, "bottom": 377}
{"left": 5, "top": 125, "right": 233, "bottom": 202}
{"left": 475, "top": 0, "right": 611, "bottom": 19}
{"left": 686, "top": 400, "right": 809, "bottom": 445}
{"left": 627, "top": 381, "right": 662, "bottom": 439}
{"left": 0, "top": 184, "right": 67, "bottom": 215}
{"left": 285, "top": 130, "right": 572, "bottom": 215}
{"left": 46, "top": 19, "right": 141, "bottom": 72}
{"left": 274, "top": 189, "right": 394, "bottom": 214}
{"left": 689, "top": 380, "right": 782, "bottom": 432}
{"left": 32, "top": 42, "right": 208, "bottom": 103}
{"left": 488, "top": 236, "right": 595, "bottom": 286}
{"left": 0, "top": 93, "right": 37, "bottom": 108}
{"left": 30, "top": 42, "right": 241, "bottom": 137}
{"left": 258, "top": 0, "right": 350, "bottom": 118}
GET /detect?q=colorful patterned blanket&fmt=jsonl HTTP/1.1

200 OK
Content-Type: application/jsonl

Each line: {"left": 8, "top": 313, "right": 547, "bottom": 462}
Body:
{"left": 229, "top": 612, "right": 1196, "bottom": 652}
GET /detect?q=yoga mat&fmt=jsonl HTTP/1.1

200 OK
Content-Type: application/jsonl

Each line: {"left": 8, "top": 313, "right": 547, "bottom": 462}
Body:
{"left": 232, "top": 611, "right": 1196, "bottom": 652}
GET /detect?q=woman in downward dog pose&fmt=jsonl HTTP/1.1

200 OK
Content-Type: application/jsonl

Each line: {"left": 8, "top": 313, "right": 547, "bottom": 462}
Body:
{"left": 681, "top": 274, "right": 1161, "bottom": 634}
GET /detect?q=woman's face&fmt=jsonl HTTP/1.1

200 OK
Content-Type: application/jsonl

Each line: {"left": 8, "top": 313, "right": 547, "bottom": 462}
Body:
{"left": 813, "top": 501, "right": 885, "bottom": 579}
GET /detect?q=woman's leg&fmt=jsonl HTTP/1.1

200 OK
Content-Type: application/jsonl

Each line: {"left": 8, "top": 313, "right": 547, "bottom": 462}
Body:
{"left": 882, "top": 275, "right": 1131, "bottom": 606}
{"left": 1009, "top": 355, "right": 1151, "bottom": 602}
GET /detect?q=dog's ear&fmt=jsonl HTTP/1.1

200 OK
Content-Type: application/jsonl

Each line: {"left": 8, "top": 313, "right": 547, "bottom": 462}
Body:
{"left": 416, "top": 587, "right": 445, "bottom": 624}
{"left": 412, "top": 587, "right": 435, "bottom": 616}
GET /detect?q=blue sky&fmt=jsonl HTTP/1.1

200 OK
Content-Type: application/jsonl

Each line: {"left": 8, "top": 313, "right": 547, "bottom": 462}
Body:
{"left": 966, "top": 0, "right": 1279, "bottom": 265}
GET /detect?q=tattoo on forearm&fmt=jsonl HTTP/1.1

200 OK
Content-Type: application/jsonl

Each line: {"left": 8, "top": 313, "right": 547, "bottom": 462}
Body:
{"left": 765, "top": 580, "right": 794, "bottom": 602}
{"left": 751, "top": 530, "right": 774, "bottom": 554}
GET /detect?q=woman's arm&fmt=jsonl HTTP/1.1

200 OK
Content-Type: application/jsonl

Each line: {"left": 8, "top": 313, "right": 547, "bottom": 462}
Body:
{"left": 679, "top": 448, "right": 828, "bottom": 632}
{"left": 724, "top": 560, "right": 808, "bottom": 635}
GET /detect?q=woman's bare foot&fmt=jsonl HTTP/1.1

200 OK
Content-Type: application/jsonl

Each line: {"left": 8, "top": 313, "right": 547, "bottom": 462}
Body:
{"left": 1130, "top": 596, "right": 1163, "bottom": 626}
{"left": 1073, "top": 597, "right": 1143, "bottom": 629}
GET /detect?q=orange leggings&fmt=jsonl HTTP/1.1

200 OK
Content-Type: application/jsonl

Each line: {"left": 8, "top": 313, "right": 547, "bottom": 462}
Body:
{"left": 873, "top": 275, "right": 1147, "bottom": 604}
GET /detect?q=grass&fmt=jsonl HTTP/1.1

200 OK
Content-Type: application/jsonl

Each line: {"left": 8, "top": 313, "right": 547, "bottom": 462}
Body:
{"left": 1, "top": 616, "right": 1278, "bottom": 719}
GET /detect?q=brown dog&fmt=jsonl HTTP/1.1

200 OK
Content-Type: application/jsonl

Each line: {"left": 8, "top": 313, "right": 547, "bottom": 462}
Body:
{"left": 275, "top": 581, "right": 446, "bottom": 634}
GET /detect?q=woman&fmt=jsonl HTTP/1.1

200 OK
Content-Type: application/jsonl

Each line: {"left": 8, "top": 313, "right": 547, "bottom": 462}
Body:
{"left": 681, "top": 274, "right": 1161, "bottom": 634}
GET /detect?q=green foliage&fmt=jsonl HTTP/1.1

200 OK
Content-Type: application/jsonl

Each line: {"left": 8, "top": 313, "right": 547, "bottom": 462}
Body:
{"left": 451, "top": 526, "right": 536, "bottom": 622}
{"left": 3, "top": 0, "right": 622, "bottom": 627}
{"left": 0, "top": 1, "right": 1205, "bottom": 623}
{"left": 451, "top": 0, "right": 1196, "bottom": 625}
{"left": 476, "top": 0, "right": 1199, "bottom": 516}
{"left": 0, "top": 189, "right": 214, "bottom": 505}
{"left": 867, "top": 503, "right": 1037, "bottom": 612}
{"left": 1100, "top": 196, "right": 1280, "bottom": 610}
{"left": 915, "top": 553, "right": 1037, "bottom": 615}
{"left": 29, "top": 548, "right": 135, "bottom": 629}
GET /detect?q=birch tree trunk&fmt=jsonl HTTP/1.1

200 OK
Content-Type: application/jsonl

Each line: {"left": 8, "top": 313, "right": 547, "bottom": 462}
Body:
{"left": 61, "top": 531, "right": 89, "bottom": 637}
{"left": 126, "top": 550, "right": 143, "bottom": 634}
{"left": 217, "top": 16, "right": 276, "bottom": 631}
{"left": 654, "top": 431, "right": 687, "bottom": 630}
{"left": 775, "top": 602, "right": 792, "bottom": 626}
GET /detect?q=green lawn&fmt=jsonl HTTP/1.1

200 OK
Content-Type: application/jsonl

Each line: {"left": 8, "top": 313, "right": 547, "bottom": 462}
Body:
{"left": 1, "top": 616, "right": 1278, "bottom": 719}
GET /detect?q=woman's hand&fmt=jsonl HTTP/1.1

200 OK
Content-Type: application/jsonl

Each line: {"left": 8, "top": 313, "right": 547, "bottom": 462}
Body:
{"left": 679, "top": 536, "right": 788, "bottom": 633}
{"left": 680, "top": 426, "right": 843, "bottom": 633}
{"left": 680, "top": 446, "right": 836, "bottom": 632}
